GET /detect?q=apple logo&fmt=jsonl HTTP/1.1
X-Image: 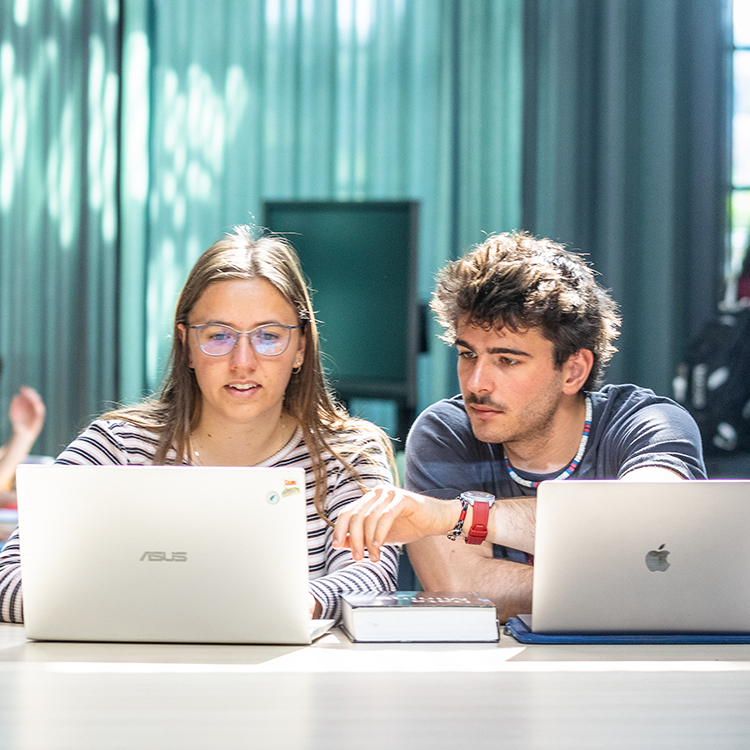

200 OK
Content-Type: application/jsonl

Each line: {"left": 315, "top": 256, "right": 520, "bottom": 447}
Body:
{"left": 645, "top": 543, "right": 670, "bottom": 572}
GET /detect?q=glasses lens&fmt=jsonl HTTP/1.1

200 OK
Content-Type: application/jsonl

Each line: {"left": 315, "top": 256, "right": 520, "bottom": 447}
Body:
{"left": 250, "top": 325, "right": 291, "bottom": 356}
{"left": 197, "top": 325, "right": 238, "bottom": 355}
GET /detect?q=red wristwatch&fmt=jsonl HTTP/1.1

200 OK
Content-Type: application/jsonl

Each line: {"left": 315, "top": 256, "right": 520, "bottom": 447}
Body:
{"left": 460, "top": 491, "right": 496, "bottom": 545}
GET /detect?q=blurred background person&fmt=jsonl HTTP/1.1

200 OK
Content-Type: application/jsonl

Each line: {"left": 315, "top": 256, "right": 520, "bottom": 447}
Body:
{"left": 0, "top": 359, "right": 46, "bottom": 496}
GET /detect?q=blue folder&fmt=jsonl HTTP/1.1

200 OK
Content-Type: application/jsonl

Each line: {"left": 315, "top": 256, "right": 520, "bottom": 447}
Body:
{"left": 504, "top": 616, "right": 750, "bottom": 645}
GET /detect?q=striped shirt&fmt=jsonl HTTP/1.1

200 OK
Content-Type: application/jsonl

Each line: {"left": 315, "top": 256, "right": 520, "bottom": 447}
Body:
{"left": 0, "top": 419, "right": 399, "bottom": 623}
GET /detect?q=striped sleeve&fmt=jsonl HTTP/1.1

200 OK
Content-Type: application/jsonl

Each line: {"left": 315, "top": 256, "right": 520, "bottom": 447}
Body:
{"left": 55, "top": 420, "right": 160, "bottom": 466}
{"left": 0, "top": 420, "right": 159, "bottom": 623}
{"left": 307, "top": 428, "right": 400, "bottom": 622}
{"left": 0, "top": 527, "right": 23, "bottom": 623}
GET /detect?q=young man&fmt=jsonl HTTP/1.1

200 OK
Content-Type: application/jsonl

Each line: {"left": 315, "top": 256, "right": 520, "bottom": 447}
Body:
{"left": 333, "top": 232, "right": 706, "bottom": 621}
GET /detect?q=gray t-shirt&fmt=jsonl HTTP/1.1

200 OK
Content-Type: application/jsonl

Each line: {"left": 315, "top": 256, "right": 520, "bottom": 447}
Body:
{"left": 405, "top": 383, "right": 706, "bottom": 563}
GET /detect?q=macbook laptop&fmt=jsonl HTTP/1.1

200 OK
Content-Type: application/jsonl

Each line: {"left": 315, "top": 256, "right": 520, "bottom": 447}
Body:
{"left": 15, "top": 464, "right": 334, "bottom": 645}
{"left": 524, "top": 479, "right": 750, "bottom": 634}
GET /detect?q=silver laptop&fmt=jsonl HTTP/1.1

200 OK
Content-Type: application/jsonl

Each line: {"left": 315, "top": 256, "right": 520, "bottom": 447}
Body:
{"left": 526, "top": 479, "right": 750, "bottom": 634}
{"left": 16, "top": 464, "right": 334, "bottom": 645}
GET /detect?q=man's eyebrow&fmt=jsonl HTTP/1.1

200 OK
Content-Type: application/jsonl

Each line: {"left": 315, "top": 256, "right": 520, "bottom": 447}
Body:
{"left": 454, "top": 338, "right": 531, "bottom": 358}
{"left": 487, "top": 347, "right": 531, "bottom": 357}
{"left": 454, "top": 338, "right": 474, "bottom": 350}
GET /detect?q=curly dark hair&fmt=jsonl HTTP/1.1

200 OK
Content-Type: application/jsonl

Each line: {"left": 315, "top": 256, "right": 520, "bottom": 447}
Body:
{"left": 431, "top": 231, "right": 621, "bottom": 391}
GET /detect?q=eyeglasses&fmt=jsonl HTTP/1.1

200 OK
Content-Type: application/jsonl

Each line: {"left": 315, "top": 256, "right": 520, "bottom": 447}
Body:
{"left": 188, "top": 323, "right": 299, "bottom": 357}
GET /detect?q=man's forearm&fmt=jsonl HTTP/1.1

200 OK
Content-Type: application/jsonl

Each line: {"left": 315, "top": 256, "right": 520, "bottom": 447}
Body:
{"left": 406, "top": 535, "right": 533, "bottom": 622}
{"left": 488, "top": 495, "right": 536, "bottom": 553}
{"left": 409, "top": 494, "right": 536, "bottom": 552}
{"left": 331, "top": 486, "right": 536, "bottom": 562}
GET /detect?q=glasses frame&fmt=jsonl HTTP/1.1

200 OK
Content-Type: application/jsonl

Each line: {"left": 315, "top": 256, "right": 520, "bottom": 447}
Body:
{"left": 188, "top": 323, "right": 299, "bottom": 358}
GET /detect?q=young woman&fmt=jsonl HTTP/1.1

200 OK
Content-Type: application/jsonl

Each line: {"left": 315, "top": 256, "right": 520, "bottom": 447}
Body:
{"left": 0, "top": 226, "right": 399, "bottom": 623}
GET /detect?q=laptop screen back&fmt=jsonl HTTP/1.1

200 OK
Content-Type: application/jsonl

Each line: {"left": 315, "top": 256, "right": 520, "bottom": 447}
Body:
{"left": 16, "top": 464, "right": 314, "bottom": 644}
{"left": 532, "top": 480, "right": 750, "bottom": 634}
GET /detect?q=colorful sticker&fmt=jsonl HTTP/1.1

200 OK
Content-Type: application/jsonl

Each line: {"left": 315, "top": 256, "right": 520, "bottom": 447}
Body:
{"left": 282, "top": 478, "right": 300, "bottom": 496}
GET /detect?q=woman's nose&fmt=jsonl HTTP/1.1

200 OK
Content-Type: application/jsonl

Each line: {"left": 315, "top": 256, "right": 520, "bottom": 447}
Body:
{"left": 230, "top": 333, "right": 258, "bottom": 367}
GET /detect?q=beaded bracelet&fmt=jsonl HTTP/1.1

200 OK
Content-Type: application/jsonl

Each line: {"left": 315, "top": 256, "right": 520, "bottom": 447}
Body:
{"left": 446, "top": 496, "right": 470, "bottom": 541}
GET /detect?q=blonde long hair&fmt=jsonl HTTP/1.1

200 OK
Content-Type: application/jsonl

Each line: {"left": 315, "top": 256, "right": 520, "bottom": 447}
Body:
{"left": 107, "top": 225, "right": 393, "bottom": 518}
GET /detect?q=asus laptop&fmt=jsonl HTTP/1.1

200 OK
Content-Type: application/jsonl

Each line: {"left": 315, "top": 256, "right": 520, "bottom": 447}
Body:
{"left": 15, "top": 465, "right": 334, "bottom": 645}
{"left": 524, "top": 479, "right": 750, "bottom": 635}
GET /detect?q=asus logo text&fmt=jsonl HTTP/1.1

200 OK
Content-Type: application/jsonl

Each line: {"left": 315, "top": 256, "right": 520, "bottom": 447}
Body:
{"left": 139, "top": 551, "right": 188, "bottom": 562}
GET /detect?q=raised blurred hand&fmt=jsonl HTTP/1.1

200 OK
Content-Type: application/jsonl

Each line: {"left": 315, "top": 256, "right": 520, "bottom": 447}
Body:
{"left": 0, "top": 386, "right": 46, "bottom": 490}
{"left": 8, "top": 386, "right": 45, "bottom": 446}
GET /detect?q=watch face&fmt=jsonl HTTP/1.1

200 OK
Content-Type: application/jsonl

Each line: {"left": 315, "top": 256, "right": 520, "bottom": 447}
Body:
{"left": 460, "top": 491, "right": 495, "bottom": 505}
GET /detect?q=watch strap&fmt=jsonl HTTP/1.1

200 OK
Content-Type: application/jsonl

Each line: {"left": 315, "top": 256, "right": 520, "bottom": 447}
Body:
{"left": 464, "top": 498, "right": 490, "bottom": 545}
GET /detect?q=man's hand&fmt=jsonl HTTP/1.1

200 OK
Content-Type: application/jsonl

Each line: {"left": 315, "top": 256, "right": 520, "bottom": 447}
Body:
{"left": 9, "top": 386, "right": 45, "bottom": 445}
{"left": 332, "top": 485, "right": 459, "bottom": 563}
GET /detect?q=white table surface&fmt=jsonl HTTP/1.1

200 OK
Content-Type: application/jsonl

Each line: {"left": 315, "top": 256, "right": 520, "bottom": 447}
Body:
{"left": 1, "top": 623, "right": 749, "bottom": 749}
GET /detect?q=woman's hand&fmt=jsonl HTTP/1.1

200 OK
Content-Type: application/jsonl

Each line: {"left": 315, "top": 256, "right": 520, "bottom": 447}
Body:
{"left": 309, "top": 593, "right": 322, "bottom": 619}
